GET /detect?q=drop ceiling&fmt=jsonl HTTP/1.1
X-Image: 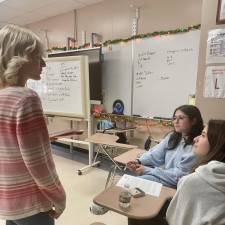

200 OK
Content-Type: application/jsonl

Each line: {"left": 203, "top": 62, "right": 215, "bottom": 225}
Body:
{"left": 0, "top": 0, "right": 104, "bottom": 28}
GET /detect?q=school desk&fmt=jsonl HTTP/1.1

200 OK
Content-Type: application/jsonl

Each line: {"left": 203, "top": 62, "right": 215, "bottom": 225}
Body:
{"left": 78, "top": 133, "right": 137, "bottom": 175}
{"left": 105, "top": 148, "right": 147, "bottom": 188}
{"left": 93, "top": 185, "right": 176, "bottom": 225}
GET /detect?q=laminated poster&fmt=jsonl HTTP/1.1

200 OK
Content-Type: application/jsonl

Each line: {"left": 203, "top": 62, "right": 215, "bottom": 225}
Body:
{"left": 204, "top": 66, "right": 225, "bottom": 98}
{"left": 206, "top": 29, "right": 225, "bottom": 64}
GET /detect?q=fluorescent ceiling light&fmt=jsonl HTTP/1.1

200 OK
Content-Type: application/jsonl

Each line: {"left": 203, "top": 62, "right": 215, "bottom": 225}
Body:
{"left": 0, "top": 0, "right": 7, "bottom": 3}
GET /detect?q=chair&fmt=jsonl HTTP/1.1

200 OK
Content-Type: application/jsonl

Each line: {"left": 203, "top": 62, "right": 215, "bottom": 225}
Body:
{"left": 104, "top": 136, "right": 160, "bottom": 188}
{"left": 85, "top": 133, "right": 137, "bottom": 177}
{"left": 105, "top": 148, "right": 147, "bottom": 188}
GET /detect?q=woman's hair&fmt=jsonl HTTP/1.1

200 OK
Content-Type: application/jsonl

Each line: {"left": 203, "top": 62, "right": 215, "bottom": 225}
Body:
{"left": 168, "top": 105, "right": 204, "bottom": 149}
{"left": 195, "top": 119, "right": 225, "bottom": 168}
{"left": 0, "top": 24, "right": 44, "bottom": 86}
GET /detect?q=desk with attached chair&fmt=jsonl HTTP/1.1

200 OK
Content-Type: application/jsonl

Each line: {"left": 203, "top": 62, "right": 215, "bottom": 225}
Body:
{"left": 105, "top": 148, "right": 147, "bottom": 188}
{"left": 94, "top": 185, "right": 176, "bottom": 225}
{"left": 78, "top": 133, "right": 137, "bottom": 175}
{"left": 104, "top": 135, "right": 161, "bottom": 188}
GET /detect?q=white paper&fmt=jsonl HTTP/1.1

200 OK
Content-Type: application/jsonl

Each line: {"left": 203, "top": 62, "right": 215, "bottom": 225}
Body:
{"left": 204, "top": 66, "right": 225, "bottom": 98}
{"left": 206, "top": 29, "right": 225, "bottom": 64}
{"left": 116, "top": 174, "right": 162, "bottom": 197}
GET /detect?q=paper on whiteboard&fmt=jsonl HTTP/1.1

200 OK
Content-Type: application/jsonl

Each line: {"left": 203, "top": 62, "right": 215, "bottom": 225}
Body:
{"left": 116, "top": 174, "right": 162, "bottom": 197}
{"left": 204, "top": 66, "right": 225, "bottom": 98}
{"left": 206, "top": 29, "right": 225, "bottom": 64}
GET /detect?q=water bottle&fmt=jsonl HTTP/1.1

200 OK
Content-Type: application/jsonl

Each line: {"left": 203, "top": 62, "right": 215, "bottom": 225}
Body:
{"left": 119, "top": 183, "right": 132, "bottom": 209}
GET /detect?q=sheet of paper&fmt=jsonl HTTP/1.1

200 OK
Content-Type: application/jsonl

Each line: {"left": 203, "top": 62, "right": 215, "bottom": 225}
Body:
{"left": 206, "top": 29, "right": 225, "bottom": 64}
{"left": 116, "top": 174, "right": 162, "bottom": 197}
{"left": 204, "top": 66, "right": 225, "bottom": 98}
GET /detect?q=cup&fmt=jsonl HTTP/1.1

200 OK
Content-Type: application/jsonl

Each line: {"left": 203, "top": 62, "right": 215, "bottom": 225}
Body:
{"left": 119, "top": 190, "right": 132, "bottom": 209}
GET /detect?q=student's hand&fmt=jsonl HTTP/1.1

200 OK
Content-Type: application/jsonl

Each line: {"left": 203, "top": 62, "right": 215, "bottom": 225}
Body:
{"left": 127, "top": 161, "right": 139, "bottom": 171}
{"left": 134, "top": 164, "right": 145, "bottom": 175}
{"left": 48, "top": 209, "right": 61, "bottom": 219}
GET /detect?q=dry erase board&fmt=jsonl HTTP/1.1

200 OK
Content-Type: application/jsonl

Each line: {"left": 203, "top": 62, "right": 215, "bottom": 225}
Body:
{"left": 102, "top": 30, "right": 200, "bottom": 118}
{"left": 133, "top": 30, "right": 200, "bottom": 117}
{"left": 27, "top": 56, "right": 89, "bottom": 118}
{"left": 102, "top": 42, "right": 132, "bottom": 114}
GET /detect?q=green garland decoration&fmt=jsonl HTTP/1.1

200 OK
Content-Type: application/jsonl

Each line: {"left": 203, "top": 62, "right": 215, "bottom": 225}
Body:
{"left": 95, "top": 113, "right": 173, "bottom": 127}
{"left": 103, "top": 24, "right": 200, "bottom": 47}
{"left": 47, "top": 24, "right": 200, "bottom": 52}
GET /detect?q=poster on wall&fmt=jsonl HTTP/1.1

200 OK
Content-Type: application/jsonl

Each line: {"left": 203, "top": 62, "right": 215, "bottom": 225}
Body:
{"left": 206, "top": 29, "right": 225, "bottom": 64}
{"left": 204, "top": 66, "right": 225, "bottom": 98}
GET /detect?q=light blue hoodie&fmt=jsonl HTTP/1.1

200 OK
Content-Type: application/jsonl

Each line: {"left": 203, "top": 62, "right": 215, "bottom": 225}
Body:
{"left": 138, "top": 133, "right": 197, "bottom": 188}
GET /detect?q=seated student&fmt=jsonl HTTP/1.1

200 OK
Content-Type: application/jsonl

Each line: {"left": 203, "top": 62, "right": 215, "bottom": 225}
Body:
{"left": 166, "top": 119, "right": 225, "bottom": 225}
{"left": 127, "top": 105, "right": 204, "bottom": 188}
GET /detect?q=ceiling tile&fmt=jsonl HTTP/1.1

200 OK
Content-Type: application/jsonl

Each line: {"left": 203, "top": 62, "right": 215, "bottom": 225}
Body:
{"left": 31, "top": 0, "right": 84, "bottom": 19}
{"left": 75, "top": 0, "right": 104, "bottom": 5}
{"left": 8, "top": 11, "right": 48, "bottom": 25}
{"left": 0, "top": 0, "right": 104, "bottom": 26}
{"left": 2, "top": 0, "right": 56, "bottom": 12}
{"left": 0, "top": 4, "right": 25, "bottom": 21}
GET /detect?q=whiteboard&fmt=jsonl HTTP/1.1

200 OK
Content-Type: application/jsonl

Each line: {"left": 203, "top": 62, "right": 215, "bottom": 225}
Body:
{"left": 133, "top": 30, "right": 200, "bottom": 117}
{"left": 102, "top": 43, "right": 132, "bottom": 114}
{"left": 27, "top": 56, "right": 89, "bottom": 118}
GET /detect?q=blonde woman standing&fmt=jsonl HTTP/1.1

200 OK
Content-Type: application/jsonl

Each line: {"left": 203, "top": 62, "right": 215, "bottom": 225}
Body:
{"left": 0, "top": 24, "right": 66, "bottom": 225}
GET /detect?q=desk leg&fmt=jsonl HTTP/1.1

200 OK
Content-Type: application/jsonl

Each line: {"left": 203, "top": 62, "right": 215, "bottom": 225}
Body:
{"left": 77, "top": 143, "right": 101, "bottom": 175}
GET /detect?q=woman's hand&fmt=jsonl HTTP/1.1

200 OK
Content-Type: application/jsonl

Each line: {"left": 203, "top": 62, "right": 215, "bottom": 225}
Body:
{"left": 134, "top": 164, "right": 145, "bottom": 175}
{"left": 127, "top": 160, "right": 139, "bottom": 172}
{"left": 127, "top": 161, "right": 144, "bottom": 175}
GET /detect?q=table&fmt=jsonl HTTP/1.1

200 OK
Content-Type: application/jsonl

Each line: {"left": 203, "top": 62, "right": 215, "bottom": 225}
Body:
{"left": 94, "top": 185, "right": 176, "bottom": 225}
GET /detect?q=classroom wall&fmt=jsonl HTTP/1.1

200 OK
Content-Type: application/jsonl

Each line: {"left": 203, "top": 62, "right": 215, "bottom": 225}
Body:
{"left": 26, "top": 0, "right": 203, "bottom": 148}
{"left": 27, "top": 0, "right": 202, "bottom": 48}
{"left": 195, "top": 0, "right": 225, "bottom": 121}
{"left": 27, "top": 12, "right": 75, "bottom": 49}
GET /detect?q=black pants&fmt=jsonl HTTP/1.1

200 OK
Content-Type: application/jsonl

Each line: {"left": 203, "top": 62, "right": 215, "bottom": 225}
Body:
{"left": 6, "top": 212, "right": 54, "bottom": 225}
{"left": 128, "top": 198, "right": 170, "bottom": 225}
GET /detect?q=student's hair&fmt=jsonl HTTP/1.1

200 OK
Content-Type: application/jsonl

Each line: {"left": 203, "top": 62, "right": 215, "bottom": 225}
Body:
{"left": 0, "top": 24, "right": 44, "bottom": 86}
{"left": 168, "top": 105, "right": 204, "bottom": 150}
{"left": 195, "top": 119, "right": 225, "bottom": 168}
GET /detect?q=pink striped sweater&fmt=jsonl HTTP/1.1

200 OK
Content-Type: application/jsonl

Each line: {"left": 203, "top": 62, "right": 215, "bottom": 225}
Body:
{"left": 0, "top": 86, "right": 66, "bottom": 220}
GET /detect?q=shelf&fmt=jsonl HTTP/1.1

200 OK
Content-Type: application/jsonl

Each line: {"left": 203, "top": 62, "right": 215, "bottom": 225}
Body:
{"left": 58, "top": 137, "right": 90, "bottom": 145}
